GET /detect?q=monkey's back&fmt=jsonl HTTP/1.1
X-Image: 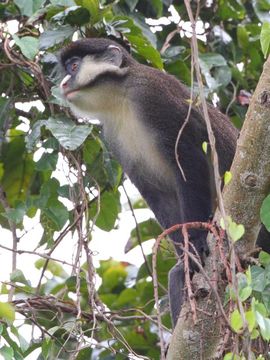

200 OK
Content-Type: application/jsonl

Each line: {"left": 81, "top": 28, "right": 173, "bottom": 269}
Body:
{"left": 125, "top": 64, "right": 238, "bottom": 177}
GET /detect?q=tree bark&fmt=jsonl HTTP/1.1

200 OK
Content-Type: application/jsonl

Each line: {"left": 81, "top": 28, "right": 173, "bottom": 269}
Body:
{"left": 167, "top": 55, "right": 270, "bottom": 359}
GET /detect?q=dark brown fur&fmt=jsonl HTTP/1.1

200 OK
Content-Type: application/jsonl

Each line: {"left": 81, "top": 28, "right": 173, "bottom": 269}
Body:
{"left": 60, "top": 38, "right": 240, "bottom": 326}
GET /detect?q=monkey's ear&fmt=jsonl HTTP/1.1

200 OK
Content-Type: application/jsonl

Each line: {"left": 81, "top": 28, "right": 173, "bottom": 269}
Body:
{"left": 105, "top": 45, "right": 123, "bottom": 67}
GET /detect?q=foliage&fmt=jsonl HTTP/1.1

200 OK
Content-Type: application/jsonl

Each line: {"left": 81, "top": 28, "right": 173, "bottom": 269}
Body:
{"left": 0, "top": 0, "right": 270, "bottom": 359}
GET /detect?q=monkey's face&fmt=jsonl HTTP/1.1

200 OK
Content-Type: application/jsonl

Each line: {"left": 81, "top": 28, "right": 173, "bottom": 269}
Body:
{"left": 59, "top": 39, "right": 129, "bottom": 118}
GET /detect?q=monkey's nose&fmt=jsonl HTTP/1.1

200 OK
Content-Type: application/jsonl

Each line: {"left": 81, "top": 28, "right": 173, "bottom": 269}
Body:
{"left": 60, "top": 74, "right": 71, "bottom": 89}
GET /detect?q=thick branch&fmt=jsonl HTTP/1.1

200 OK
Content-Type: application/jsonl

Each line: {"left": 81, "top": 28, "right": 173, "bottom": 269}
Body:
{"left": 223, "top": 56, "right": 270, "bottom": 255}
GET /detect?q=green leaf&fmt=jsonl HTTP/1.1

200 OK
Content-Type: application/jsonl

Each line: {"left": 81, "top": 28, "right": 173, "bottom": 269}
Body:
{"left": 152, "top": 0, "right": 162, "bottom": 17}
{"left": 42, "top": 198, "right": 69, "bottom": 231}
{"left": 2, "top": 202, "right": 26, "bottom": 224}
{"left": 223, "top": 353, "right": 241, "bottom": 360}
{"left": 113, "top": 288, "right": 138, "bottom": 308}
{"left": 82, "top": 0, "right": 99, "bottom": 19}
{"left": 76, "top": 347, "right": 92, "bottom": 359}
{"left": 167, "top": 60, "right": 192, "bottom": 85}
{"left": 237, "top": 26, "right": 249, "bottom": 50}
{"left": 202, "top": 141, "right": 208, "bottom": 154}
{"left": 163, "top": 46, "right": 186, "bottom": 61}
{"left": 258, "top": 0, "right": 270, "bottom": 11}
{"left": 227, "top": 217, "right": 245, "bottom": 242}
{"left": 45, "top": 117, "right": 92, "bottom": 151}
{"left": 50, "top": 85, "right": 67, "bottom": 106}
{"left": 35, "top": 259, "right": 68, "bottom": 278}
{"left": 0, "top": 163, "right": 3, "bottom": 181}
{"left": 35, "top": 152, "right": 58, "bottom": 171}
{"left": 125, "top": 0, "right": 139, "bottom": 11}
{"left": 239, "top": 285, "right": 252, "bottom": 301}
{"left": 261, "top": 194, "right": 270, "bottom": 231}
{"left": 0, "top": 326, "right": 24, "bottom": 360}
{"left": 51, "top": 0, "right": 75, "bottom": 5}
{"left": 127, "top": 34, "right": 163, "bottom": 69}
{"left": 102, "top": 265, "right": 127, "bottom": 292}
{"left": 133, "top": 198, "right": 148, "bottom": 209}
{"left": 260, "top": 22, "right": 270, "bottom": 58}
{"left": 39, "top": 25, "right": 74, "bottom": 50}
{"left": 52, "top": 6, "right": 90, "bottom": 26}
{"left": 235, "top": 272, "right": 252, "bottom": 301}
{"left": 0, "top": 302, "right": 15, "bottom": 323}
{"left": 25, "top": 120, "right": 47, "bottom": 152}
{"left": 10, "top": 325, "right": 29, "bottom": 353}
{"left": 108, "top": 16, "right": 163, "bottom": 69}
{"left": 224, "top": 171, "right": 232, "bottom": 185}
{"left": 251, "top": 328, "right": 260, "bottom": 339}
{"left": 246, "top": 266, "right": 252, "bottom": 285}
{"left": 199, "top": 53, "right": 231, "bottom": 90}
{"left": 14, "top": 0, "right": 45, "bottom": 16}
{"left": 10, "top": 269, "right": 30, "bottom": 286}
{"left": 230, "top": 309, "right": 243, "bottom": 332}
{"left": 251, "top": 266, "right": 266, "bottom": 292}
{"left": 259, "top": 251, "right": 270, "bottom": 266}
{"left": 57, "top": 184, "right": 75, "bottom": 199}
{"left": 125, "top": 218, "right": 163, "bottom": 252}
{"left": 1, "top": 131, "right": 35, "bottom": 206}
{"left": 261, "top": 284, "right": 270, "bottom": 313}
{"left": 254, "top": 300, "right": 268, "bottom": 317}
{"left": 218, "top": 0, "right": 245, "bottom": 20}
{"left": 0, "top": 346, "right": 14, "bottom": 360}
{"left": 89, "top": 191, "right": 120, "bottom": 231}
{"left": 13, "top": 35, "right": 39, "bottom": 60}
{"left": 245, "top": 309, "right": 256, "bottom": 332}
{"left": 255, "top": 310, "right": 270, "bottom": 340}
{"left": 83, "top": 138, "right": 102, "bottom": 165}
{"left": 0, "top": 97, "right": 11, "bottom": 129}
{"left": 137, "top": 247, "right": 175, "bottom": 286}
{"left": 103, "top": 155, "right": 122, "bottom": 189}
{"left": 253, "top": 0, "right": 270, "bottom": 22}
{"left": 65, "top": 276, "right": 88, "bottom": 295}
{"left": 39, "top": 178, "right": 61, "bottom": 204}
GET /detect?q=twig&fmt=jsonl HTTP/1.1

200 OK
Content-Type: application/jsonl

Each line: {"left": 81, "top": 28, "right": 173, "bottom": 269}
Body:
{"left": 182, "top": 225, "right": 197, "bottom": 323}
{"left": 174, "top": 46, "right": 195, "bottom": 182}
{"left": 160, "top": 27, "right": 180, "bottom": 54}
{"left": 183, "top": 0, "right": 226, "bottom": 222}
{"left": 122, "top": 183, "right": 152, "bottom": 276}
{"left": 0, "top": 243, "right": 74, "bottom": 267}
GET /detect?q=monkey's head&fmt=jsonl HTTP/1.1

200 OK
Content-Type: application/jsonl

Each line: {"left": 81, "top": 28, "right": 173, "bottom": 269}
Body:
{"left": 59, "top": 38, "right": 134, "bottom": 119}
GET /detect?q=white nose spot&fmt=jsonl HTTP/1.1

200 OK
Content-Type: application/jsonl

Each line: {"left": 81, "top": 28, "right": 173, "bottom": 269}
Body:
{"left": 60, "top": 74, "right": 71, "bottom": 88}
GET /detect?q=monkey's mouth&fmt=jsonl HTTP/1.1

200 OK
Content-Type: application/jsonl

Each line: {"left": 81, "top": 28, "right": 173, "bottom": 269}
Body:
{"left": 63, "top": 89, "right": 80, "bottom": 100}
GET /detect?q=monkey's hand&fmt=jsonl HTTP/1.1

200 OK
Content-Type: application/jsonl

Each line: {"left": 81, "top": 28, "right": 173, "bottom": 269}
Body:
{"left": 188, "top": 230, "right": 210, "bottom": 270}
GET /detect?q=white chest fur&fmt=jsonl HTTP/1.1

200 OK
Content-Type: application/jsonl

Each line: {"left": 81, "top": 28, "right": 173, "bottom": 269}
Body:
{"left": 102, "top": 100, "right": 175, "bottom": 187}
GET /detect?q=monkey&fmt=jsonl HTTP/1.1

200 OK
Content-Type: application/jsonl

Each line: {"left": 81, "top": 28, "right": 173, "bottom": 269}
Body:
{"left": 58, "top": 37, "right": 251, "bottom": 327}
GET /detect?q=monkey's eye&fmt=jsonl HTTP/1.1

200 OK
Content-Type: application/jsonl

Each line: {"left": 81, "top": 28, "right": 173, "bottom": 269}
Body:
{"left": 65, "top": 57, "right": 81, "bottom": 75}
